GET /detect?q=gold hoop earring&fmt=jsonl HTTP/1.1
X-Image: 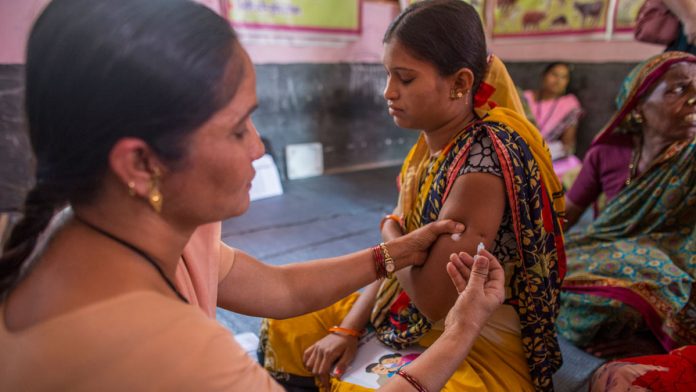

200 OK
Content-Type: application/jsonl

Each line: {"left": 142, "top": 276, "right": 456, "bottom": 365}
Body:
{"left": 148, "top": 169, "right": 163, "bottom": 213}
{"left": 127, "top": 181, "right": 136, "bottom": 197}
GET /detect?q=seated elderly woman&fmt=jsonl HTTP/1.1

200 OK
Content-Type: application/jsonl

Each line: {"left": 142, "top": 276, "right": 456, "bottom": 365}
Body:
{"left": 558, "top": 52, "right": 696, "bottom": 360}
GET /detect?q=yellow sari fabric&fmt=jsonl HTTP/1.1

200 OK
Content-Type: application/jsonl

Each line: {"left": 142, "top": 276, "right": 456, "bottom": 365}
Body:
{"left": 259, "top": 55, "right": 564, "bottom": 392}
{"left": 260, "top": 297, "right": 533, "bottom": 392}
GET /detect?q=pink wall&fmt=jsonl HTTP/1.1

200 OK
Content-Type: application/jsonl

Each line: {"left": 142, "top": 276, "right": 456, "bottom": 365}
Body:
{"left": 0, "top": 0, "right": 50, "bottom": 63}
{"left": 0, "top": 0, "right": 662, "bottom": 65}
{"left": 0, "top": 0, "right": 220, "bottom": 64}
{"left": 241, "top": 1, "right": 662, "bottom": 64}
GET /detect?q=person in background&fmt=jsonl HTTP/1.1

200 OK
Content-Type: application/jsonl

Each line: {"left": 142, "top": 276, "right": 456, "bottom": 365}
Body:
{"left": 523, "top": 62, "right": 584, "bottom": 179}
{"left": 590, "top": 345, "right": 696, "bottom": 391}
{"left": 259, "top": 1, "right": 566, "bottom": 391}
{"left": 558, "top": 52, "right": 696, "bottom": 361}
{"left": 0, "top": 0, "right": 508, "bottom": 391}
{"left": 664, "top": 0, "right": 696, "bottom": 54}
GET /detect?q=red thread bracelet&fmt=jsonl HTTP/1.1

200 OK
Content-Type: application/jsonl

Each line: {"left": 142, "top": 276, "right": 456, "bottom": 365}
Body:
{"left": 397, "top": 369, "right": 428, "bottom": 392}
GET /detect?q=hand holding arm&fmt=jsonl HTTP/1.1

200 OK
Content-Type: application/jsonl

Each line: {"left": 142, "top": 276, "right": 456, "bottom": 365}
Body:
{"left": 217, "top": 219, "right": 464, "bottom": 319}
{"left": 378, "top": 250, "right": 505, "bottom": 391}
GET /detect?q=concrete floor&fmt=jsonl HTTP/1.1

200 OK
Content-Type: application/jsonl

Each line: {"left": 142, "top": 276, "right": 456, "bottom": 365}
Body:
{"left": 216, "top": 165, "right": 400, "bottom": 334}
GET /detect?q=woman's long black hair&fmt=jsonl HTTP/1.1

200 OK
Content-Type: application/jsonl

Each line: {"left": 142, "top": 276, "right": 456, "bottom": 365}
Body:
{"left": 1, "top": 0, "right": 241, "bottom": 297}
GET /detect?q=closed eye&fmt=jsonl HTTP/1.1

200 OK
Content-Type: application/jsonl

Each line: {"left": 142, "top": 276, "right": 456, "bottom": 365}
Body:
{"left": 231, "top": 121, "right": 249, "bottom": 140}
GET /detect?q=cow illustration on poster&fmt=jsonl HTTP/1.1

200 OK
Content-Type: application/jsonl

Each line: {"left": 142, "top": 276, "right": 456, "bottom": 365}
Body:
{"left": 492, "top": 0, "right": 610, "bottom": 38}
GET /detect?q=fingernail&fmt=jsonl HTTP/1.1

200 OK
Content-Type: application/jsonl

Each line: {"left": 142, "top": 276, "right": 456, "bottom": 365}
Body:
{"left": 456, "top": 223, "right": 464, "bottom": 231}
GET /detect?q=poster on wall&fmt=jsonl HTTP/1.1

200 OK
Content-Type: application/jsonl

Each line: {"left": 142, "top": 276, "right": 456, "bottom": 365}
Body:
{"left": 399, "top": 0, "right": 486, "bottom": 22}
{"left": 613, "top": 0, "right": 643, "bottom": 33}
{"left": 492, "top": 0, "right": 610, "bottom": 38}
{"left": 220, "top": 0, "right": 361, "bottom": 45}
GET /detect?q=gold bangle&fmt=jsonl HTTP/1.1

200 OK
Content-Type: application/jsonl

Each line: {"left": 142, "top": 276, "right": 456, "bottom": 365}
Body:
{"left": 379, "top": 242, "right": 395, "bottom": 278}
{"left": 380, "top": 214, "right": 402, "bottom": 231}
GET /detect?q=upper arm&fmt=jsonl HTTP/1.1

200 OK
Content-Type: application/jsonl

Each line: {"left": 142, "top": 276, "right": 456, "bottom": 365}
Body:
{"left": 173, "top": 319, "right": 284, "bottom": 391}
{"left": 402, "top": 172, "right": 506, "bottom": 321}
{"left": 217, "top": 247, "right": 289, "bottom": 316}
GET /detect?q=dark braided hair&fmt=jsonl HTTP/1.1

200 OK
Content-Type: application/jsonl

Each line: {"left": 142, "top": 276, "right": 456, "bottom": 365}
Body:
{"left": 383, "top": 0, "right": 488, "bottom": 95}
{"left": 0, "top": 0, "right": 242, "bottom": 297}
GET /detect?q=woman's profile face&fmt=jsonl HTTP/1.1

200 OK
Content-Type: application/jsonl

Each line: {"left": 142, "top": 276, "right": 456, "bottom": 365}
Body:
{"left": 541, "top": 64, "right": 570, "bottom": 98}
{"left": 639, "top": 62, "right": 696, "bottom": 142}
{"left": 382, "top": 39, "right": 464, "bottom": 131}
{"left": 162, "top": 49, "right": 265, "bottom": 224}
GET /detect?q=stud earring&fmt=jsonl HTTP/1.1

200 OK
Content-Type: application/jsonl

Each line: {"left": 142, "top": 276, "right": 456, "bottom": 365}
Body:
{"left": 127, "top": 181, "right": 136, "bottom": 197}
{"left": 450, "top": 88, "right": 464, "bottom": 100}
{"left": 688, "top": 97, "right": 696, "bottom": 106}
{"left": 148, "top": 168, "right": 162, "bottom": 213}
{"left": 632, "top": 111, "right": 644, "bottom": 124}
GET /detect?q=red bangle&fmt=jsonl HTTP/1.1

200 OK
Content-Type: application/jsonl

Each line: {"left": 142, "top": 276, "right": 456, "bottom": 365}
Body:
{"left": 397, "top": 369, "right": 428, "bottom": 392}
{"left": 372, "top": 245, "right": 386, "bottom": 279}
{"left": 328, "top": 326, "right": 363, "bottom": 338}
{"left": 380, "top": 214, "right": 402, "bottom": 231}
{"left": 379, "top": 242, "right": 395, "bottom": 279}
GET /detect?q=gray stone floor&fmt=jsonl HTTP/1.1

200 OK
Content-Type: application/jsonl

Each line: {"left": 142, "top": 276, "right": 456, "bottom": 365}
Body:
{"left": 216, "top": 166, "right": 400, "bottom": 334}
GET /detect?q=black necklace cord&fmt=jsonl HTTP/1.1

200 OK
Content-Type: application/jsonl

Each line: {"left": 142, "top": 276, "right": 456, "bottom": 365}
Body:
{"left": 73, "top": 214, "right": 189, "bottom": 303}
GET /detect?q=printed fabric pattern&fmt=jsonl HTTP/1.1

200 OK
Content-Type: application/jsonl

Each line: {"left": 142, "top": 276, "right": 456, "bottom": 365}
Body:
{"left": 371, "top": 112, "right": 566, "bottom": 391}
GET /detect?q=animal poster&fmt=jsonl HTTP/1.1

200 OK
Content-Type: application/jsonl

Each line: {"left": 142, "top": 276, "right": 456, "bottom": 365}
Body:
{"left": 492, "top": 0, "right": 610, "bottom": 38}
{"left": 399, "top": 0, "right": 486, "bottom": 22}
{"left": 341, "top": 332, "right": 425, "bottom": 389}
{"left": 614, "top": 0, "right": 644, "bottom": 32}
{"left": 220, "top": 0, "right": 361, "bottom": 44}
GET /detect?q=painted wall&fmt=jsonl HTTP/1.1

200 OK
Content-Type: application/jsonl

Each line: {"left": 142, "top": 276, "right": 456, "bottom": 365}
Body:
{"left": 0, "top": 0, "right": 660, "bottom": 189}
{"left": 238, "top": 1, "right": 663, "bottom": 64}
{"left": 1, "top": 0, "right": 662, "bottom": 64}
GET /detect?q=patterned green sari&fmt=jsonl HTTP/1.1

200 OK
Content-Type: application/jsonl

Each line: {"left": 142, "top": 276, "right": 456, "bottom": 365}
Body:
{"left": 559, "top": 52, "right": 696, "bottom": 350}
{"left": 559, "top": 137, "right": 696, "bottom": 349}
